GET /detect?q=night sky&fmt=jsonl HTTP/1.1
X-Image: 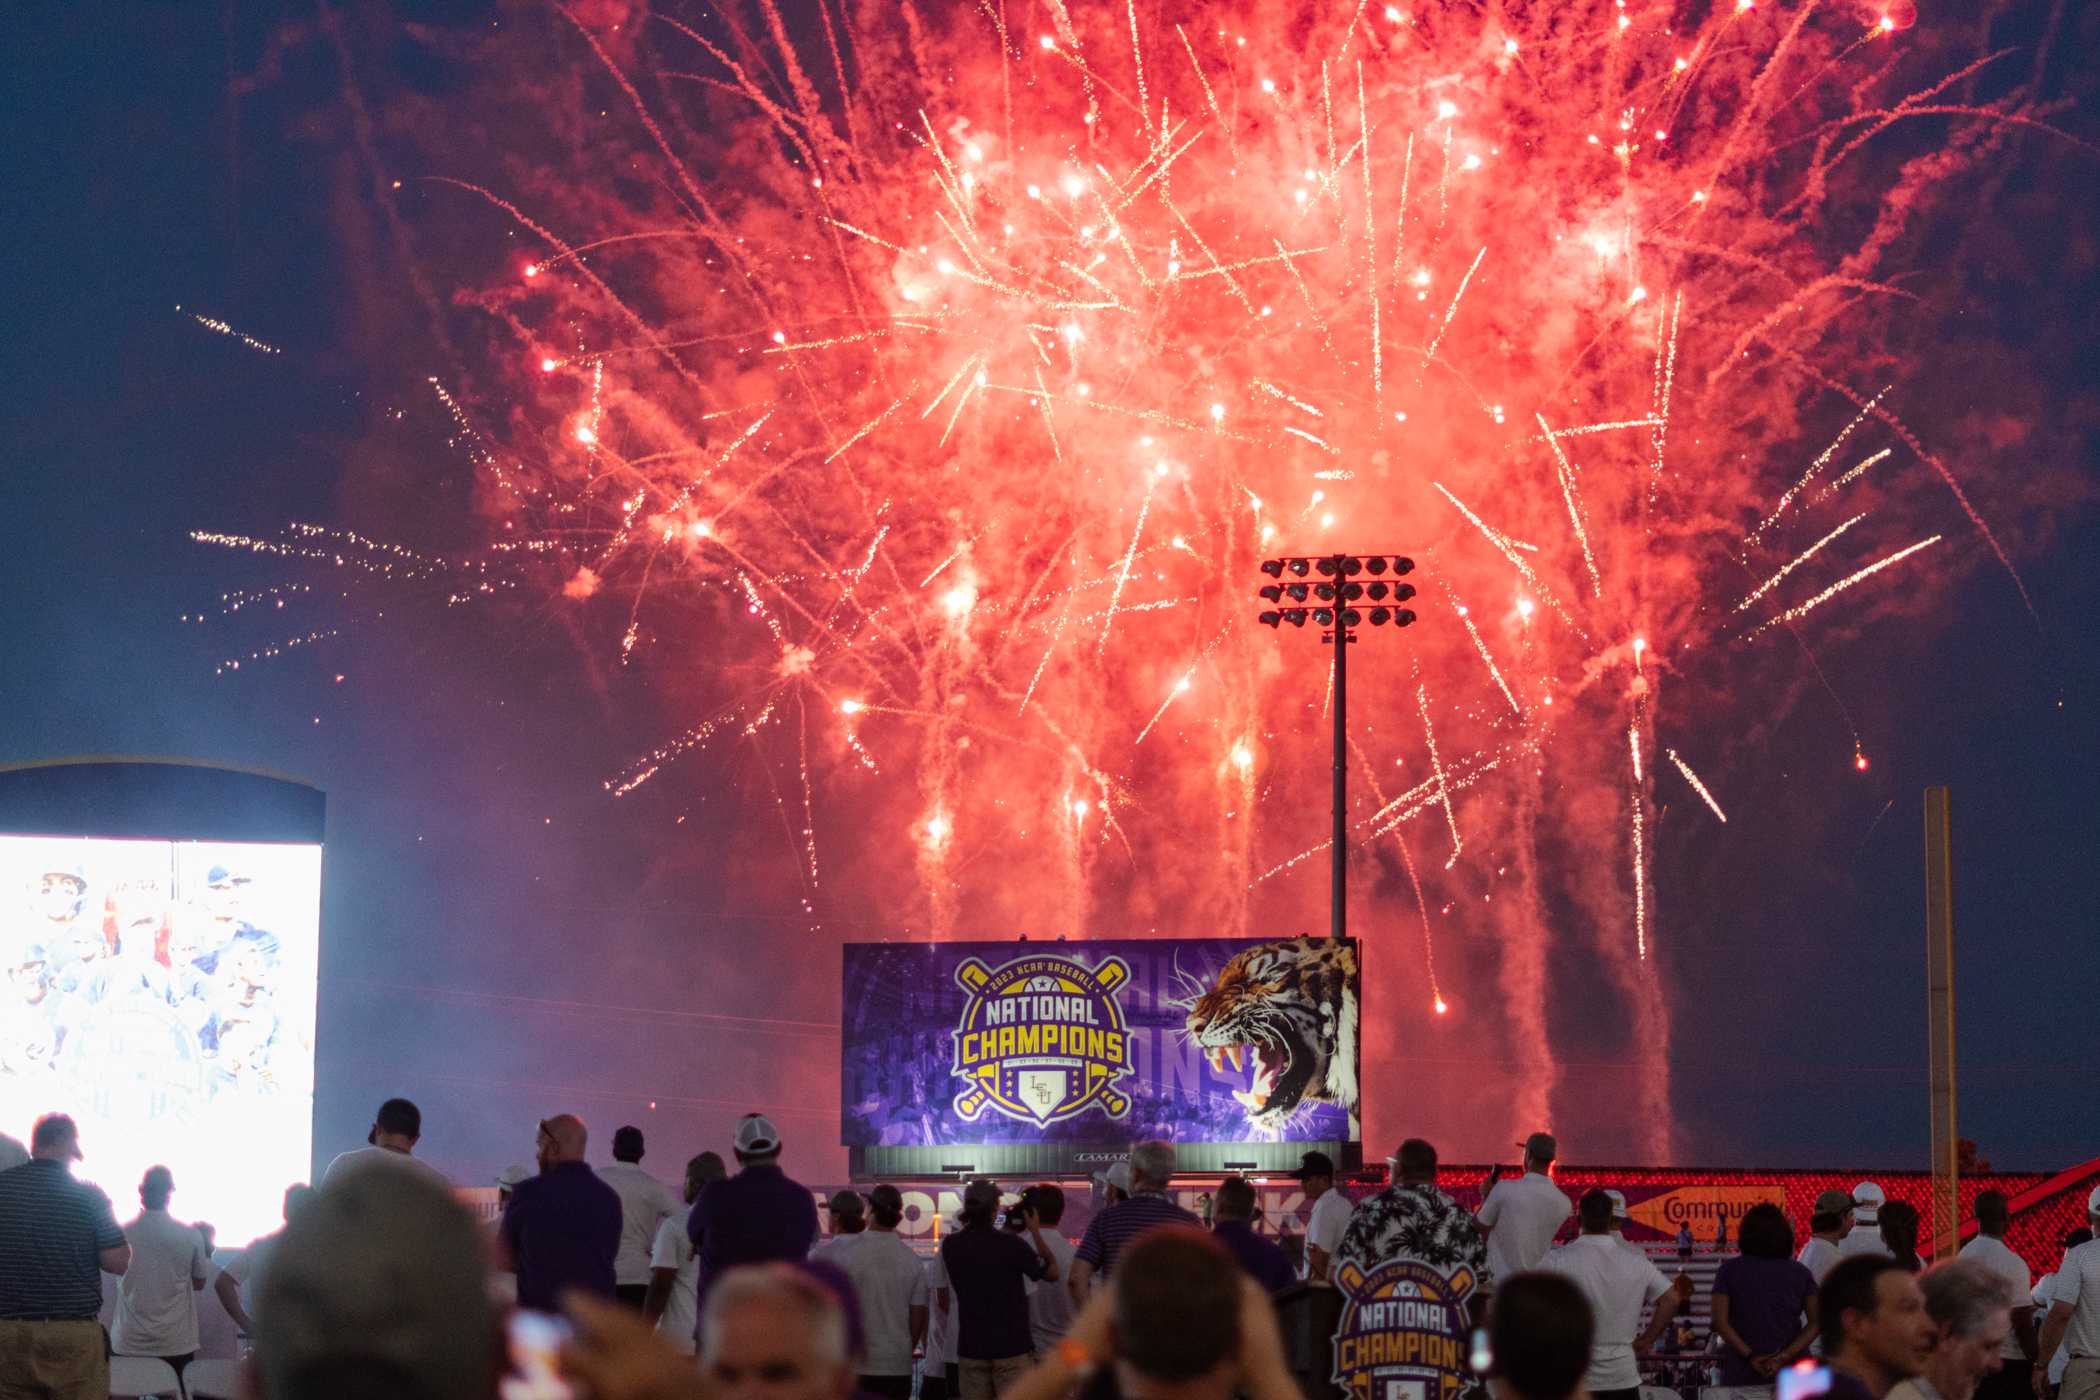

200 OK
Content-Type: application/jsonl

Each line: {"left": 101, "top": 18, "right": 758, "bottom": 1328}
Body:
{"left": 4, "top": 2, "right": 2095, "bottom": 1186}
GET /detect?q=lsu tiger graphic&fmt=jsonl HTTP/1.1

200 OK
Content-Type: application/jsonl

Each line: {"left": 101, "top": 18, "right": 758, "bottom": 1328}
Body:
{"left": 1179, "top": 935, "right": 1359, "bottom": 1135}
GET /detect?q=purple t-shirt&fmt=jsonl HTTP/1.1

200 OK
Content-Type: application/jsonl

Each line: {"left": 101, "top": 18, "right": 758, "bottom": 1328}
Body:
{"left": 1712, "top": 1254, "right": 1818, "bottom": 1385}
{"left": 687, "top": 1164, "right": 820, "bottom": 1303}
{"left": 1211, "top": 1220, "right": 1295, "bottom": 1295}
{"left": 501, "top": 1160, "right": 623, "bottom": 1312}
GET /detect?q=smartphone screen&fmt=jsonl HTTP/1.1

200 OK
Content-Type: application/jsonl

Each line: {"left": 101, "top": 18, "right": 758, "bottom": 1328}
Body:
{"left": 502, "top": 1310, "right": 576, "bottom": 1400}
{"left": 1777, "top": 1362, "right": 1834, "bottom": 1400}
{"left": 1468, "top": 1326, "right": 1493, "bottom": 1375}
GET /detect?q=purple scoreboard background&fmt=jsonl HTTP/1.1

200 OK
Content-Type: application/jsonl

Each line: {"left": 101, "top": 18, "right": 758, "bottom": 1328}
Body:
{"left": 841, "top": 936, "right": 1360, "bottom": 1148}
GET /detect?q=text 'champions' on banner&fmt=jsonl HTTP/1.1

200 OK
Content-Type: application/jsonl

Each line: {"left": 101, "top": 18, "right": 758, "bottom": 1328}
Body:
{"left": 840, "top": 936, "right": 1359, "bottom": 1147}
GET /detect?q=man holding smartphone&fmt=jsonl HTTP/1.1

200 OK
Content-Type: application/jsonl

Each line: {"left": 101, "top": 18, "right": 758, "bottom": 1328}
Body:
{"left": 1478, "top": 1134, "right": 1573, "bottom": 1288}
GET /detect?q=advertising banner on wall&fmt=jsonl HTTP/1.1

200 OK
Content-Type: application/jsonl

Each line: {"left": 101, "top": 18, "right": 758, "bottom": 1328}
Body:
{"left": 841, "top": 936, "right": 1360, "bottom": 1148}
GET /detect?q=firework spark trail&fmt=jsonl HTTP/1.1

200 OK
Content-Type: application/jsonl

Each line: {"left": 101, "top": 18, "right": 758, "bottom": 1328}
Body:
{"left": 178, "top": 306, "right": 282, "bottom": 355}
{"left": 1762, "top": 344, "right": 2038, "bottom": 622}
{"left": 1431, "top": 484, "right": 1586, "bottom": 636}
{"left": 1359, "top": 63, "right": 1382, "bottom": 406}
{"left": 1651, "top": 291, "right": 1681, "bottom": 485}
{"left": 1096, "top": 475, "right": 1156, "bottom": 658}
{"left": 1416, "top": 682, "right": 1463, "bottom": 869}
{"left": 1452, "top": 597, "right": 1522, "bottom": 717}
{"left": 1667, "top": 748, "right": 1729, "bottom": 824}
{"left": 1745, "top": 535, "right": 1946, "bottom": 638}
{"left": 1747, "top": 388, "right": 1890, "bottom": 543}
{"left": 1538, "top": 414, "right": 1602, "bottom": 595}
{"left": 1517, "top": 417, "right": 1665, "bottom": 447}
{"left": 1734, "top": 512, "right": 1869, "bottom": 613}
{"left": 1629, "top": 724, "right": 1648, "bottom": 961}
{"left": 1422, "top": 246, "right": 1485, "bottom": 364}
{"left": 1134, "top": 671, "right": 1196, "bottom": 747}
{"left": 1823, "top": 447, "right": 1893, "bottom": 496}
{"left": 1351, "top": 739, "right": 1446, "bottom": 1014}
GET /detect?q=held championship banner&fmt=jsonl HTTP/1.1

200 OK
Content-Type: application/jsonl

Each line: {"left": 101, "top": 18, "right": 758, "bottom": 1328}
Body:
{"left": 841, "top": 936, "right": 1359, "bottom": 1147}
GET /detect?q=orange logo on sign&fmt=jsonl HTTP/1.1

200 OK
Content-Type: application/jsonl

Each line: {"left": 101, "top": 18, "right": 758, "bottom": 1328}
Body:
{"left": 1626, "top": 1185, "right": 1787, "bottom": 1235}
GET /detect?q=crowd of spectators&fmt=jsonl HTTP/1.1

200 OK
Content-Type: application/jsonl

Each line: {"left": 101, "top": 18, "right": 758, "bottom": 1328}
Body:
{"left": 2, "top": 1105, "right": 2094, "bottom": 1400}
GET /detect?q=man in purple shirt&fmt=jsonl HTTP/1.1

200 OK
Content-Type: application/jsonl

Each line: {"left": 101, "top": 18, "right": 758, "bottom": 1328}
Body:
{"left": 499, "top": 1114, "right": 622, "bottom": 1311}
{"left": 1210, "top": 1177, "right": 1295, "bottom": 1295}
{"left": 687, "top": 1114, "right": 818, "bottom": 1304}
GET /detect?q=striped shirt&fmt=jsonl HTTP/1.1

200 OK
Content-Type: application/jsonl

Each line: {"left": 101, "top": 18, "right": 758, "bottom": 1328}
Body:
{"left": 1074, "top": 1191, "right": 1201, "bottom": 1277}
{"left": 0, "top": 1160, "right": 127, "bottom": 1319}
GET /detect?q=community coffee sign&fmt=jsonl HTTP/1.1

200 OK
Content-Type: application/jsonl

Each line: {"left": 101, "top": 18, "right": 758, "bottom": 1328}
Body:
{"left": 1332, "top": 1258, "right": 1476, "bottom": 1400}
{"left": 1623, "top": 1185, "right": 1787, "bottom": 1237}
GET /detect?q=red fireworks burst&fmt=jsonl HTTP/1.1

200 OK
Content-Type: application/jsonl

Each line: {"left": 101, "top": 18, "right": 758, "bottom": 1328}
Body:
{"left": 198, "top": 0, "right": 2087, "bottom": 1158}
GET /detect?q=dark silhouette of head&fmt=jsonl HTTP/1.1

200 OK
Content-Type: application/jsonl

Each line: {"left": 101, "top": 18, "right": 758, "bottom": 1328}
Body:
{"left": 1491, "top": 1272, "right": 1593, "bottom": 1400}
{"left": 1112, "top": 1228, "right": 1243, "bottom": 1384}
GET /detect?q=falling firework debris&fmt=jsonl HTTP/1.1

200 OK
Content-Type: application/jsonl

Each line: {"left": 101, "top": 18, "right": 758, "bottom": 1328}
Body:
{"left": 195, "top": 0, "right": 2089, "bottom": 1158}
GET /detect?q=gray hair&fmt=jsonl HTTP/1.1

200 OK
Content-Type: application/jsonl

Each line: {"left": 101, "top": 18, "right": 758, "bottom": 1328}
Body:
{"left": 1920, "top": 1258, "right": 2019, "bottom": 1340}
{"left": 1130, "top": 1139, "right": 1177, "bottom": 1188}
{"left": 701, "top": 1264, "right": 849, "bottom": 1368}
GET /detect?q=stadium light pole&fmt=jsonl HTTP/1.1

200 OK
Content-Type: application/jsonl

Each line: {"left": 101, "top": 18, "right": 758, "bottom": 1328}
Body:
{"left": 1256, "top": 555, "right": 1418, "bottom": 941}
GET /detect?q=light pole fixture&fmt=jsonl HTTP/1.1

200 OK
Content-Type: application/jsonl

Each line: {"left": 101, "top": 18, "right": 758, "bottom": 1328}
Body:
{"left": 1255, "top": 555, "right": 1417, "bottom": 941}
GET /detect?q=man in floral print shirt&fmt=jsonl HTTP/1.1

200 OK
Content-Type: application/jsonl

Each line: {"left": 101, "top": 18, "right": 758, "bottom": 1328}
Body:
{"left": 1333, "top": 1137, "right": 1495, "bottom": 1326}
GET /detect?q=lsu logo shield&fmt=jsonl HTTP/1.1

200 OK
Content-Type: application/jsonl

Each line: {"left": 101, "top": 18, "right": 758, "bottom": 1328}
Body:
{"left": 950, "top": 954, "right": 1134, "bottom": 1127}
{"left": 1331, "top": 1258, "right": 1477, "bottom": 1400}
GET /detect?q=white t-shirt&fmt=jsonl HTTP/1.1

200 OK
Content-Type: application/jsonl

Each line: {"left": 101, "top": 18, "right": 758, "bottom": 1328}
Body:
{"left": 1797, "top": 1235, "right": 1844, "bottom": 1284}
{"left": 810, "top": 1231, "right": 863, "bottom": 1270}
{"left": 321, "top": 1145, "right": 449, "bottom": 1189}
{"left": 1306, "top": 1190, "right": 1354, "bottom": 1277}
{"left": 649, "top": 1216, "right": 698, "bottom": 1355}
{"left": 1838, "top": 1219, "right": 1886, "bottom": 1258}
{"left": 1478, "top": 1173, "right": 1572, "bottom": 1284}
{"left": 1958, "top": 1234, "right": 2033, "bottom": 1361}
{"left": 1029, "top": 1231, "right": 1079, "bottom": 1353}
{"left": 1543, "top": 1233, "right": 1672, "bottom": 1391}
{"left": 823, "top": 1230, "right": 931, "bottom": 1377}
{"left": 113, "top": 1210, "right": 210, "bottom": 1357}
{"left": 217, "top": 1231, "right": 281, "bottom": 1331}
{"left": 2036, "top": 1274, "right": 2071, "bottom": 1385}
{"left": 598, "top": 1162, "right": 682, "bottom": 1287}
{"left": 2048, "top": 1238, "right": 2100, "bottom": 1363}
{"left": 925, "top": 1255, "right": 955, "bottom": 1371}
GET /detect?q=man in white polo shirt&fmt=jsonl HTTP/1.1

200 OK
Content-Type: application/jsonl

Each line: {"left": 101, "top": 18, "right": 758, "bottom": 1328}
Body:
{"left": 111, "top": 1166, "right": 210, "bottom": 1387}
{"left": 2035, "top": 1188, "right": 2100, "bottom": 1400}
{"left": 598, "top": 1125, "right": 680, "bottom": 1309}
{"left": 1959, "top": 1190, "right": 2036, "bottom": 1400}
{"left": 1300, "top": 1151, "right": 1351, "bottom": 1283}
{"left": 1479, "top": 1132, "right": 1573, "bottom": 1287}
{"left": 1841, "top": 1182, "right": 1889, "bottom": 1259}
{"left": 1546, "top": 1189, "right": 1683, "bottom": 1400}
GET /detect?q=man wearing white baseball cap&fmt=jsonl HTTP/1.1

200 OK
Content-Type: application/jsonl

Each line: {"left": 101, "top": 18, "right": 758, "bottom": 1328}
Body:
{"left": 2033, "top": 1186, "right": 2100, "bottom": 1400}
{"left": 685, "top": 1113, "right": 819, "bottom": 1310}
{"left": 1603, "top": 1191, "right": 1632, "bottom": 1238}
{"left": 1841, "top": 1182, "right": 1890, "bottom": 1259}
{"left": 1092, "top": 1161, "right": 1132, "bottom": 1205}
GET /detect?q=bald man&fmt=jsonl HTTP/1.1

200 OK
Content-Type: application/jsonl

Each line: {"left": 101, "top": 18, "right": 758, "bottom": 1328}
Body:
{"left": 499, "top": 1114, "right": 624, "bottom": 1310}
